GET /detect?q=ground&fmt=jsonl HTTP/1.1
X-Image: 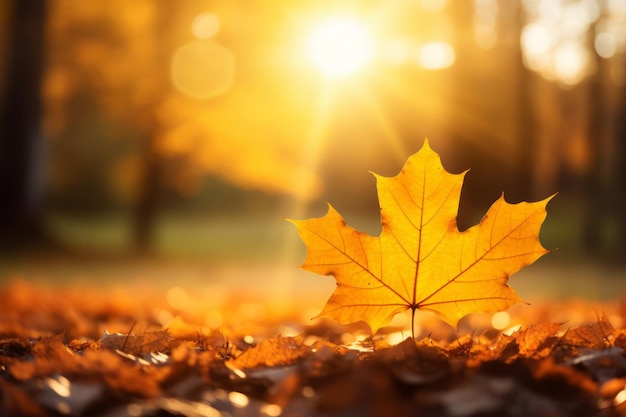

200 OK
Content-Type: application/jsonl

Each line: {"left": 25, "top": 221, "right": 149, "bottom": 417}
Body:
{"left": 1, "top": 215, "right": 625, "bottom": 416}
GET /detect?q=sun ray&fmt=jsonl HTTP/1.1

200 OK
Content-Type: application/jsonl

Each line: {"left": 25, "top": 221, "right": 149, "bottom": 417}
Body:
{"left": 272, "top": 84, "right": 337, "bottom": 307}
{"left": 373, "top": 71, "right": 515, "bottom": 160}
{"left": 371, "top": 72, "right": 439, "bottom": 118}
{"left": 286, "top": 84, "right": 336, "bottom": 220}
{"left": 355, "top": 85, "right": 407, "bottom": 163}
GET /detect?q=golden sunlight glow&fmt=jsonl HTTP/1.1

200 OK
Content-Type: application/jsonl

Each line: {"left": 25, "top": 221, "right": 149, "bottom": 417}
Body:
{"left": 381, "top": 39, "right": 411, "bottom": 66}
{"left": 205, "top": 309, "right": 223, "bottom": 329}
{"left": 420, "top": 0, "right": 447, "bottom": 12}
{"left": 307, "top": 16, "right": 374, "bottom": 79}
{"left": 417, "top": 41, "right": 455, "bottom": 70}
{"left": 171, "top": 40, "right": 235, "bottom": 99}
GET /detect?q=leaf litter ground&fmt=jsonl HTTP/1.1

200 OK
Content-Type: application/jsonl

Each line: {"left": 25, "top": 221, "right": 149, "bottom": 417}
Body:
{"left": 1, "top": 280, "right": 626, "bottom": 417}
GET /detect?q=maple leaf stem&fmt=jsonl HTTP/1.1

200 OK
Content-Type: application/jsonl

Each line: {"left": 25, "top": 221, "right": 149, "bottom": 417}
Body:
{"left": 411, "top": 307, "right": 416, "bottom": 340}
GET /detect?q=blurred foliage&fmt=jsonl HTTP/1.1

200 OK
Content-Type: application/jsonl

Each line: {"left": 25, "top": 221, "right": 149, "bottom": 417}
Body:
{"left": 1, "top": 0, "right": 625, "bottom": 257}
{"left": 43, "top": 0, "right": 322, "bottom": 207}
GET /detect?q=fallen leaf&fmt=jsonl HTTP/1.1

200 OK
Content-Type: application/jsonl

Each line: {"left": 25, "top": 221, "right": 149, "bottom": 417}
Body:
{"left": 230, "top": 335, "right": 310, "bottom": 369}
{"left": 100, "top": 329, "right": 173, "bottom": 356}
{"left": 289, "top": 139, "right": 553, "bottom": 333}
{"left": 615, "top": 332, "right": 626, "bottom": 349}
{"left": 374, "top": 339, "right": 450, "bottom": 385}
{"left": 563, "top": 312, "right": 614, "bottom": 350}
{"left": 513, "top": 323, "right": 562, "bottom": 358}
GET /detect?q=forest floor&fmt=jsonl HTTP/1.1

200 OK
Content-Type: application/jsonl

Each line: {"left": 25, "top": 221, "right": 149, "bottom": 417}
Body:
{"left": 1, "top": 250, "right": 626, "bottom": 417}
{"left": 1, "top": 209, "right": 626, "bottom": 416}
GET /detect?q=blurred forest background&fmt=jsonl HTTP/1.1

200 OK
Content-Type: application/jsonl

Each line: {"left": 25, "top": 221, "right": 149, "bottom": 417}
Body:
{"left": 0, "top": 0, "right": 625, "bottom": 301}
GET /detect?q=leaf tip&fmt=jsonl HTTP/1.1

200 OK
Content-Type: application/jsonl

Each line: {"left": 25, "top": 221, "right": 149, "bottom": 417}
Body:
{"left": 324, "top": 202, "right": 341, "bottom": 217}
{"left": 422, "top": 136, "right": 431, "bottom": 151}
{"left": 545, "top": 192, "right": 558, "bottom": 205}
{"left": 368, "top": 170, "right": 381, "bottom": 180}
{"left": 283, "top": 216, "right": 301, "bottom": 228}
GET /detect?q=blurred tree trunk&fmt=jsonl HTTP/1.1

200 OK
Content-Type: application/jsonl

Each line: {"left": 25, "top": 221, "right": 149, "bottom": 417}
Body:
{"left": 131, "top": 3, "right": 177, "bottom": 253}
{"left": 515, "top": 4, "right": 536, "bottom": 201}
{"left": 0, "top": 0, "right": 47, "bottom": 247}
{"left": 133, "top": 131, "right": 163, "bottom": 253}
{"left": 582, "top": 59, "right": 608, "bottom": 255}
{"left": 582, "top": 8, "right": 622, "bottom": 258}
{"left": 616, "top": 75, "right": 626, "bottom": 256}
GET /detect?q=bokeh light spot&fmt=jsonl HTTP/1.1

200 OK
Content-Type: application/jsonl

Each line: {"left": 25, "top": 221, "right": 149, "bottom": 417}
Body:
{"left": 229, "top": 391, "right": 249, "bottom": 408}
{"left": 192, "top": 13, "right": 220, "bottom": 39}
{"left": 171, "top": 40, "right": 235, "bottom": 99}
{"left": 302, "top": 386, "right": 315, "bottom": 398}
{"left": 595, "top": 32, "right": 617, "bottom": 58}
{"left": 554, "top": 41, "right": 590, "bottom": 86}
{"left": 521, "top": 23, "right": 553, "bottom": 57}
{"left": 155, "top": 308, "right": 174, "bottom": 326}
{"left": 384, "top": 331, "right": 406, "bottom": 345}
{"left": 261, "top": 404, "right": 282, "bottom": 416}
{"left": 417, "top": 41, "right": 455, "bottom": 70}
{"left": 167, "top": 286, "right": 189, "bottom": 310}
{"left": 46, "top": 376, "right": 71, "bottom": 397}
{"left": 491, "top": 311, "right": 511, "bottom": 330}
{"left": 127, "top": 404, "right": 143, "bottom": 417}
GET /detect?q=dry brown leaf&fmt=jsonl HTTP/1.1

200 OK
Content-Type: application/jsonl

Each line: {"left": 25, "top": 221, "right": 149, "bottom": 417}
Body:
{"left": 9, "top": 336, "right": 73, "bottom": 381}
{"left": 563, "top": 312, "right": 614, "bottom": 349}
{"left": 100, "top": 329, "right": 173, "bottom": 355}
{"left": 373, "top": 339, "right": 450, "bottom": 385}
{"left": 614, "top": 332, "right": 626, "bottom": 349}
{"left": 230, "top": 335, "right": 309, "bottom": 369}
{"left": 83, "top": 349, "right": 162, "bottom": 397}
{"left": 513, "top": 323, "right": 562, "bottom": 358}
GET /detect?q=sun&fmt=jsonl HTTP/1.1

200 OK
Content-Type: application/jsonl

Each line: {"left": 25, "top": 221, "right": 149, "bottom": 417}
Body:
{"left": 307, "top": 16, "right": 374, "bottom": 80}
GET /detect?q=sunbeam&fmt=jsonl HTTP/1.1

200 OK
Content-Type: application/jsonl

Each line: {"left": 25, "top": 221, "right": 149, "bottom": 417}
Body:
{"left": 372, "top": 70, "right": 516, "bottom": 161}
{"left": 285, "top": 84, "right": 337, "bottom": 220}
{"left": 355, "top": 85, "right": 408, "bottom": 163}
{"left": 272, "top": 84, "right": 338, "bottom": 307}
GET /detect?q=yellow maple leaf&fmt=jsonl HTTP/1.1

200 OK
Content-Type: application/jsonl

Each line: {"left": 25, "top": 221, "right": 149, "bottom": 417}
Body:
{"left": 288, "top": 139, "right": 554, "bottom": 335}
